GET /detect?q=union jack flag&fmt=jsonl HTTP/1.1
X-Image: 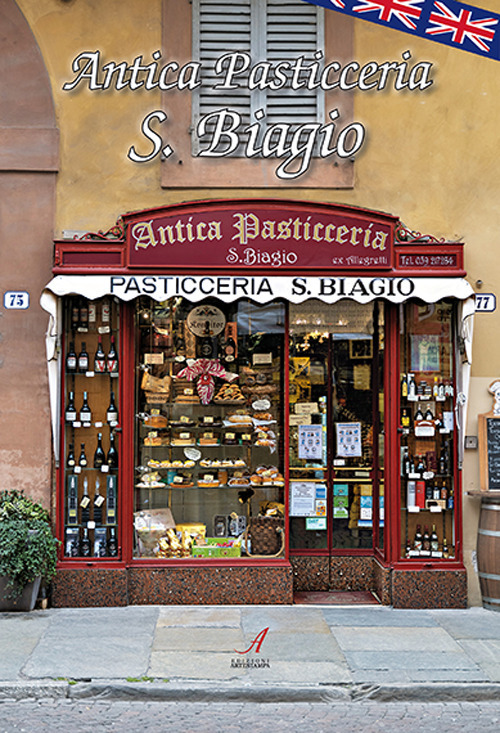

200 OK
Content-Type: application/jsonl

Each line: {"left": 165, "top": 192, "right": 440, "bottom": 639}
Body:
{"left": 302, "top": 0, "right": 500, "bottom": 61}
{"left": 352, "top": 0, "right": 424, "bottom": 31}
{"left": 426, "top": 2, "right": 498, "bottom": 53}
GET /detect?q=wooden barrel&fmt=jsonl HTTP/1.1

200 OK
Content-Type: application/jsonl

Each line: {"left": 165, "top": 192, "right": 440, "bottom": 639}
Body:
{"left": 477, "top": 496, "right": 500, "bottom": 611}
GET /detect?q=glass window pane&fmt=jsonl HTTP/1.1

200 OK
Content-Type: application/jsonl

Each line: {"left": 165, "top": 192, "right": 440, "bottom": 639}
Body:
{"left": 399, "top": 301, "right": 456, "bottom": 561}
{"left": 133, "top": 297, "right": 285, "bottom": 560}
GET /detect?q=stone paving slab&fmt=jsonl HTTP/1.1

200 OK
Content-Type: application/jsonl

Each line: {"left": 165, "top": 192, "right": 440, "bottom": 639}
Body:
{"left": 241, "top": 607, "right": 331, "bottom": 635}
{"left": 152, "top": 626, "right": 245, "bottom": 652}
{"left": 458, "top": 639, "right": 500, "bottom": 682}
{"left": 156, "top": 607, "right": 241, "bottom": 628}
{"left": 0, "top": 615, "right": 50, "bottom": 680}
{"left": 332, "top": 626, "right": 465, "bottom": 652}
{"left": 322, "top": 607, "right": 439, "bottom": 627}
{"left": 342, "top": 650, "right": 482, "bottom": 672}
{"left": 148, "top": 651, "right": 247, "bottom": 680}
{"left": 431, "top": 608, "right": 500, "bottom": 640}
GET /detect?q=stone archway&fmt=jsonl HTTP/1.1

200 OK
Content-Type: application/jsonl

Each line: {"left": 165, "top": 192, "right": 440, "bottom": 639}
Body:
{"left": 0, "top": 0, "right": 58, "bottom": 506}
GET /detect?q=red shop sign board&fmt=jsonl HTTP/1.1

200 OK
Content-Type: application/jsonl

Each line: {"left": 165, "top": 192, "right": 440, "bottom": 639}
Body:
{"left": 125, "top": 201, "right": 396, "bottom": 271}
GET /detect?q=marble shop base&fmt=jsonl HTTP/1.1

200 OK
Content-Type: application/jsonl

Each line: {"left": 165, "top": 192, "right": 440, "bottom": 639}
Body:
{"left": 51, "top": 564, "right": 293, "bottom": 607}
{"left": 50, "top": 562, "right": 467, "bottom": 609}
{"left": 391, "top": 567, "right": 468, "bottom": 609}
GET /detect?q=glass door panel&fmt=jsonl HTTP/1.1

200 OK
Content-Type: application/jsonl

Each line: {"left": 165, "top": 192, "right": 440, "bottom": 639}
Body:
{"left": 289, "top": 300, "right": 383, "bottom": 554}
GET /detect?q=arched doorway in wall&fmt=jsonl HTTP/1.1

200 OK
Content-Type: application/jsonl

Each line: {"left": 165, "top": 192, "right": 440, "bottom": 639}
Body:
{"left": 0, "top": 0, "right": 58, "bottom": 504}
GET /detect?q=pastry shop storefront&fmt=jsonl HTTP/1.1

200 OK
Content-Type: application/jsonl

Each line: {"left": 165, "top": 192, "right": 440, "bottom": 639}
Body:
{"left": 42, "top": 199, "right": 475, "bottom": 608}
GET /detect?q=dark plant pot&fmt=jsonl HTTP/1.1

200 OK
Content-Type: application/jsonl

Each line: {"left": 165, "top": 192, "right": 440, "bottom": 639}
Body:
{"left": 0, "top": 576, "right": 41, "bottom": 612}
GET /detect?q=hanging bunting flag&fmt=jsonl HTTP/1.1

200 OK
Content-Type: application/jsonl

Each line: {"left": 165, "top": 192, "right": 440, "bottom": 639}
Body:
{"left": 301, "top": 1, "right": 500, "bottom": 61}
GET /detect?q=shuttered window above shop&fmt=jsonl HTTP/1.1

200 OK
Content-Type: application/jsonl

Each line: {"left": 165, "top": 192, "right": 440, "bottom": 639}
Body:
{"left": 192, "top": 0, "right": 324, "bottom": 154}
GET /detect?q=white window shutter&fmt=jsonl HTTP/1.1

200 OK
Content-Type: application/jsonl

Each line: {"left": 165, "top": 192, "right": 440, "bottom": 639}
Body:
{"left": 193, "top": 0, "right": 324, "bottom": 155}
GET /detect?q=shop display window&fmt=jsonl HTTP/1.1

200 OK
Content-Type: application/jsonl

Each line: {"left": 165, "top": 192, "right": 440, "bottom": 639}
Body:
{"left": 62, "top": 296, "right": 120, "bottom": 559}
{"left": 399, "top": 301, "right": 456, "bottom": 561}
{"left": 133, "top": 298, "right": 285, "bottom": 560}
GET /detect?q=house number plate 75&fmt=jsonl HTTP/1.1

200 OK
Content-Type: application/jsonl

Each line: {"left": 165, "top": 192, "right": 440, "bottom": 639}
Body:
{"left": 3, "top": 291, "right": 30, "bottom": 310}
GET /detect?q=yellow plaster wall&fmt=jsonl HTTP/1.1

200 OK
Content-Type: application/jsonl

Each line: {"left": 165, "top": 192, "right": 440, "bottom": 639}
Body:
{"left": 17, "top": 0, "right": 500, "bottom": 603}
{"left": 19, "top": 0, "right": 500, "bottom": 376}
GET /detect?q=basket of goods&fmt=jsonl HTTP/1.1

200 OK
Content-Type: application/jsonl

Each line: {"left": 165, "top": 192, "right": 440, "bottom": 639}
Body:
{"left": 141, "top": 370, "right": 171, "bottom": 404}
{"left": 245, "top": 504, "right": 285, "bottom": 556}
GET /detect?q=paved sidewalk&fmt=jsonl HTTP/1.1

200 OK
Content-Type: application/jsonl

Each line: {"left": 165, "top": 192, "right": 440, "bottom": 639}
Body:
{"left": 1, "top": 604, "right": 500, "bottom": 702}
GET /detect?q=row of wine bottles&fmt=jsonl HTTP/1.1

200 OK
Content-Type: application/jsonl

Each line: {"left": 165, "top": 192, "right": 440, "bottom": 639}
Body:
{"left": 70, "top": 297, "right": 113, "bottom": 334}
{"left": 66, "top": 337, "right": 119, "bottom": 375}
{"left": 65, "top": 390, "right": 118, "bottom": 426}
{"left": 67, "top": 474, "right": 117, "bottom": 526}
{"left": 65, "top": 526, "right": 118, "bottom": 558}
{"left": 406, "top": 524, "right": 453, "bottom": 558}
{"left": 67, "top": 433, "right": 118, "bottom": 469}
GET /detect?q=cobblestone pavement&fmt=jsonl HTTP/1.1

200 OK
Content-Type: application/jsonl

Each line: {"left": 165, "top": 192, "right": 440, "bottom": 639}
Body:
{"left": 1, "top": 700, "right": 500, "bottom": 732}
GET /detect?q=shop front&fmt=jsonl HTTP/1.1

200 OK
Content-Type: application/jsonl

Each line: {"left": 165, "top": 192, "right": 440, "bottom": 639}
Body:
{"left": 41, "top": 199, "right": 474, "bottom": 608}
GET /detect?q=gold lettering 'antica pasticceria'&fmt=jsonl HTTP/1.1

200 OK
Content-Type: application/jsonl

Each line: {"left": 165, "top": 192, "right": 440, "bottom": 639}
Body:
{"left": 130, "top": 212, "right": 389, "bottom": 252}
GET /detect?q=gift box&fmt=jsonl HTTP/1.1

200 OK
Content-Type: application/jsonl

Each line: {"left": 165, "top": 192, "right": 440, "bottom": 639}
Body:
{"left": 192, "top": 537, "right": 241, "bottom": 557}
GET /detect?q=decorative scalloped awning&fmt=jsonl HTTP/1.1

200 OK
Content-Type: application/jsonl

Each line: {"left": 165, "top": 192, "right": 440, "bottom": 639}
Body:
{"left": 43, "top": 273, "right": 474, "bottom": 304}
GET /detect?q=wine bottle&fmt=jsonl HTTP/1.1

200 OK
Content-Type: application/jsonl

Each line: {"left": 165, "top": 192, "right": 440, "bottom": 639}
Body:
{"left": 198, "top": 321, "right": 217, "bottom": 358}
{"left": 79, "top": 391, "right": 92, "bottom": 423}
{"left": 401, "top": 374, "right": 408, "bottom": 398}
{"left": 424, "top": 406, "right": 434, "bottom": 421}
{"left": 80, "top": 527, "right": 91, "bottom": 557}
{"left": 107, "top": 526, "right": 118, "bottom": 557}
{"left": 66, "top": 341, "right": 77, "bottom": 373}
{"left": 408, "top": 374, "right": 417, "bottom": 400}
{"left": 80, "top": 477, "right": 91, "bottom": 523}
{"left": 106, "top": 334, "right": 119, "bottom": 374}
{"left": 94, "top": 338, "right": 107, "bottom": 373}
{"left": 65, "top": 391, "right": 77, "bottom": 423}
{"left": 78, "top": 442, "right": 88, "bottom": 467}
{"left": 107, "top": 432, "right": 118, "bottom": 468}
{"left": 106, "top": 391, "right": 119, "bottom": 426}
{"left": 66, "top": 442, "right": 76, "bottom": 468}
{"left": 414, "top": 524, "right": 423, "bottom": 552}
{"left": 93, "top": 478, "right": 103, "bottom": 525}
{"left": 101, "top": 299, "right": 110, "bottom": 325}
{"left": 78, "top": 342, "right": 89, "bottom": 373}
{"left": 88, "top": 302, "right": 97, "bottom": 326}
{"left": 71, "top": 301, "right": 80, "bottom": 331}
{"left": 79, "top": 300, "right": 89, "bottom": 332}
{"left": 106, "top": 476, "right": 116, "bottom": 524}
{"left": 93, "top": 432, "right": 106, "bottom": 469}
{"left": 414, "top": 406, "right": 424, "bottom": 422}
{"left": 224, "top": 335, "right": 236, "bottom": 362}
{"left": 422, "top": 526, "right": 431, "bottom": 552}
{"left": 430, "top": 524, "right": 439, "bottom": 552}
{"left": 67, "top": 475, "right": 78, "bottom": 525}
{"left": 442, "top": 537, "right": 449, "bottom": 558}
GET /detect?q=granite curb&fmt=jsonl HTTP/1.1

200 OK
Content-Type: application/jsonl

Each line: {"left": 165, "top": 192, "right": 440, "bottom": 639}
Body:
{"left": 2, "top": 680, "right": 500, "bottom": 703}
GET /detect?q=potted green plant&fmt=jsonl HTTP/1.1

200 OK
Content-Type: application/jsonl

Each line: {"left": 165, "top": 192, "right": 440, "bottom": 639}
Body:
{"left": 0, "top": 490, "right": 59, "bottom": 611}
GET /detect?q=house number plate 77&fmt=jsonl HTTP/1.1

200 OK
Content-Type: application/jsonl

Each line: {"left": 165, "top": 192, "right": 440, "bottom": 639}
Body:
{"left": 475, "top": 294, "right": 496, "bottom": 312}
